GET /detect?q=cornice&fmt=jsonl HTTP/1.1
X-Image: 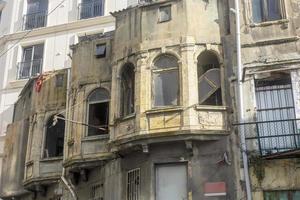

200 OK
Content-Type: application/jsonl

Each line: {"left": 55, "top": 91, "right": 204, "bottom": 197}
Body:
{"left": 0, "top": 15, "right": 115, "bottom": 44}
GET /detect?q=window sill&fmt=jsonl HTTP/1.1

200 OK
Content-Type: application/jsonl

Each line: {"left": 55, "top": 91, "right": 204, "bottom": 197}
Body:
{"left": 195, "top": 105, "right": 228, "bottom": 111}
{"left": 145, "top": 106, "right": 184, "bottom": 115}
{"left": 250, "top": 19, "right": 289, "bottom": 28}
{"left": 40, "top": 157, "right": 63, "bottom": 162}
{"left": 115, "top": 113, "right": 136, "bottom": 123}
{"left": 82, "top": 134, "right": 109, "bottom": 141}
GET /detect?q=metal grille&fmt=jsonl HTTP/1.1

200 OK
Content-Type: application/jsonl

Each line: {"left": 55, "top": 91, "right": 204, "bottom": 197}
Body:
{"left": 90, "top": 184, "right": 103, "bottom": 200}
{"left": 235, "top": 77, "right": 300, "bottom": 156}
{"left": 127, "top": 168, "right": 140, "bottom": 200}
{"left": 17, "top": 59, "right": 43, "bottom": 79}
{"left": 78, "top": 0, "right": 104, "bottom": 19}
{"left": 23, "top": 11, "right": 47, "bottom": 30}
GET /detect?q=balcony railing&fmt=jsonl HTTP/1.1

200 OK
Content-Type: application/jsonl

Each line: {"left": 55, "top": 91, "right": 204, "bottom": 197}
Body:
{"left": 235, "top": 119, "right": 300, "bottom": 157}
{"left": 78, "top": 0, "right": 104, "bottom": 20}
{"left": 23, "top": 11, "right": 47, "bottom": 30}
{"left": 17, "top": 59, "right": 43, "bottom": 79}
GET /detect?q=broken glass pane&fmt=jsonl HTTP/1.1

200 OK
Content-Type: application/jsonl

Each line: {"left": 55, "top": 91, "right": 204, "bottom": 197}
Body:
{"left": 154, "top": 71, "right": 178, "bottom": 106}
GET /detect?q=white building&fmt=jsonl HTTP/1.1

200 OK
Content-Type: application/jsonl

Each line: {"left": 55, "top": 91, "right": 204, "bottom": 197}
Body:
{"left": 0, "top": 0, "right": 139, "bottom": 193}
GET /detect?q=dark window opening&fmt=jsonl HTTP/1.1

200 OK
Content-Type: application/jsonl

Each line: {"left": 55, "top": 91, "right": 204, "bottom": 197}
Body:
{"left": 79, "top": 0, "right": 104, "bottom": 20}
{"left": 197, "top": 51, "right": 222, "bottom": 106}
{"left": 159, "top": 5, "right": 171, "bottom": 23}
{"left": 95, "top": 44, "right": 106, "bottom": 58}
{"left": 153, "top": 54, "right": 179, "bottom": 107}
{"left": 252, "top": 0, "right": 283, "bottom": 23}
{"left": 87, "top": 88, "right": 109, "bottom": 136}
{"left": 121, "top": 64, "right": 135, "bottom": 117}
{"left": 44, "top": 115, "right": 65, "bottom": 158}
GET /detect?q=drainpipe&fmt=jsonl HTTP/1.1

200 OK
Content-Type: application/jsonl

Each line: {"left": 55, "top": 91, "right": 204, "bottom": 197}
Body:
{"left": 61, "top": 67, "right": 78, "bottom": 200}
{"left": 231, "top": 0, "right": 252, "bottom": 199}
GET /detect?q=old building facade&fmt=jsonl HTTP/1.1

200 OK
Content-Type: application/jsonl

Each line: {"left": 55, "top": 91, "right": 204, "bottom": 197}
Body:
{"left": 0, "top": 0, "right": 300, "bottom": 200}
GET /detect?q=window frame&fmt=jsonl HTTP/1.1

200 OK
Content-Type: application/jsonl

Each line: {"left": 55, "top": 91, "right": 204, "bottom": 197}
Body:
{"left": 158, "top": 5, "right": 172, "bottom": 23}
{"left": 151, "top": 54, "right": 180, "bottom": 108}
{"left": 251, "top": 0, "right": 286, "bottom": 24}
{"left": 86, "top": 87, "right": 110, "bottom": 137}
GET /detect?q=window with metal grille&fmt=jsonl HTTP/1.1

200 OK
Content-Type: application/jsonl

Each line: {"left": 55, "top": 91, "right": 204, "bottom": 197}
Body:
{"left": 264, "top": 190, "right": 300, "bottom": 200}
{"left": 90, "top": 184, "right": 104, "bottom": 200}
{"left": 18, "top": 44, "right": 44, "bottom": 79}
{"left": 255, "top": 73, "right": 299, "bottom": 155}
{"left": 252, "top": 0, "right": 285, "bottom": 23}
{"left": 197, "top": 51, "right": 222, "bottom": 106}
{"left": 127, "top": 168, "right": 140, "bottom": 200}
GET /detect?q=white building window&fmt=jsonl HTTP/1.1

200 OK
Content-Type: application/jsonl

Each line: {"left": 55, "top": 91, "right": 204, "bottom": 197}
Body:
{"left": 24, "top": 0, "right": 48, "bottom": 30}
{"left": 18, "top": 44, "right": 44, "bottom": 79}
{"left": 127, "top": 168, "right": 140, "bottom": 200}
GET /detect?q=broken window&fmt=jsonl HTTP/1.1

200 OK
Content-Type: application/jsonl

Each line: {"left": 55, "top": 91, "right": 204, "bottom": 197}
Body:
{"left": 127, "top": 168, "right": 140, "bottom": 200}
{"left": 153, "top": 54, "right": 179, "bottom": 107}
{"left": 197, "top": 51, "right": 222, "bottom": 105}
{"left": 159, "top": 5, "right": 171, "bottom": 23}
{"left": 252, "top": 0, "right": 284, "bottom": 23}
{"left": 44, "top": 115, "right": 65, "bottom": 158}
{"left": 87, "top": 88, "right": 109, "bottom": 136}
{"left": 95, "top": 44, "right": 106, "bottom": 58}
{"left": 121, "top": 64, "right": 135, "bottom": 117}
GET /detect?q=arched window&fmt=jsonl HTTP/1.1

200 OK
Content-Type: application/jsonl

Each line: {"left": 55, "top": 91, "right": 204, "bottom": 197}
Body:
{"left": 121, "top": 64, "right": 135, "bottom": 117}
{"left": 87, "top": 88, "right": 110, "bottom": 136}
{"left": 44, "top": 115, "right": 65, "bottom": 158}
{"left": 153, "top": 54, "right": 179, "bottom": 107}
{"left": 197, "top": 51, "right": 222, "bottom": 105}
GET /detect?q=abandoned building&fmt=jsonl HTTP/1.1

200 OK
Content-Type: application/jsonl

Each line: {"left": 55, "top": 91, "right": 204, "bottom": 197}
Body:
{"left": 0, "top": 0, "right": 300, "bottom": 200}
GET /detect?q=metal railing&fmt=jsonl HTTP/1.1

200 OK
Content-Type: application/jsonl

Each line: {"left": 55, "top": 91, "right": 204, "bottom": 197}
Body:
{"left": 78, "top": 0, "right": 104, "bottom": 20}
{"left": 235, "top": 118, "right": 300, "bottom": 156}
{"left": 23, "top": 11, "right": 47, "bottom": 30}
{"left": 17, "top": 59, "right": 43, "bottom": 79}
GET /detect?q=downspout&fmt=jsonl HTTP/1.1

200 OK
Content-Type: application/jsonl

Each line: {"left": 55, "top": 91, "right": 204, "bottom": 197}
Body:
{"left": 61, "top": 67, "right": 78, "bottom": 200}
{"left": 231, "top": 0, "right": 252, "bottom": 199}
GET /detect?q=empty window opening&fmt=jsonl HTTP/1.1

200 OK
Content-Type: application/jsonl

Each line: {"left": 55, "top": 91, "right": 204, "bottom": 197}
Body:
{"left": 55, "top": 74, "right": 64, "bottom": 87}
{"left": 252, "top": 0, "right": 284, "bottom": 23}
{"left": 44, "top": 115, "right": 65, "bottom": 158}
{"left": 95, "top": 44, "right": 106, "bottom": 58}
{"left": 87, "top": 88, "right": 109, "bottom": 136}
{"left": 153, "top": 54, "right": 179, "bottom": 107}
{"left": 127, "top": 168, "right": 140, "bottom": 200}
{"left": 121, "top": 64, "right": 135, "bottom": 117}
{"left": 155, "top": 164, "right": 187, "bottom": 200}
{"left": 197, "top": 51, "right": 222, "bottom": 106}
{"left": 159, "top": 5, "right": 171, "bottom": 23}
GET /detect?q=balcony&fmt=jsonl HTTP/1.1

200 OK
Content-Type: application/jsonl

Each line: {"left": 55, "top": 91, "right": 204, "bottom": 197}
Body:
{"left": 17, "top": 59, "right": 43, "bottom": 79}
{"left": 235, "top": 118, "right": 300, "bottom": 159}
{"left": 78, "top": 0, "right": 104, "bottom": 20}
{"left": 23, "top": 11, "right": 47, "bottom": 30}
